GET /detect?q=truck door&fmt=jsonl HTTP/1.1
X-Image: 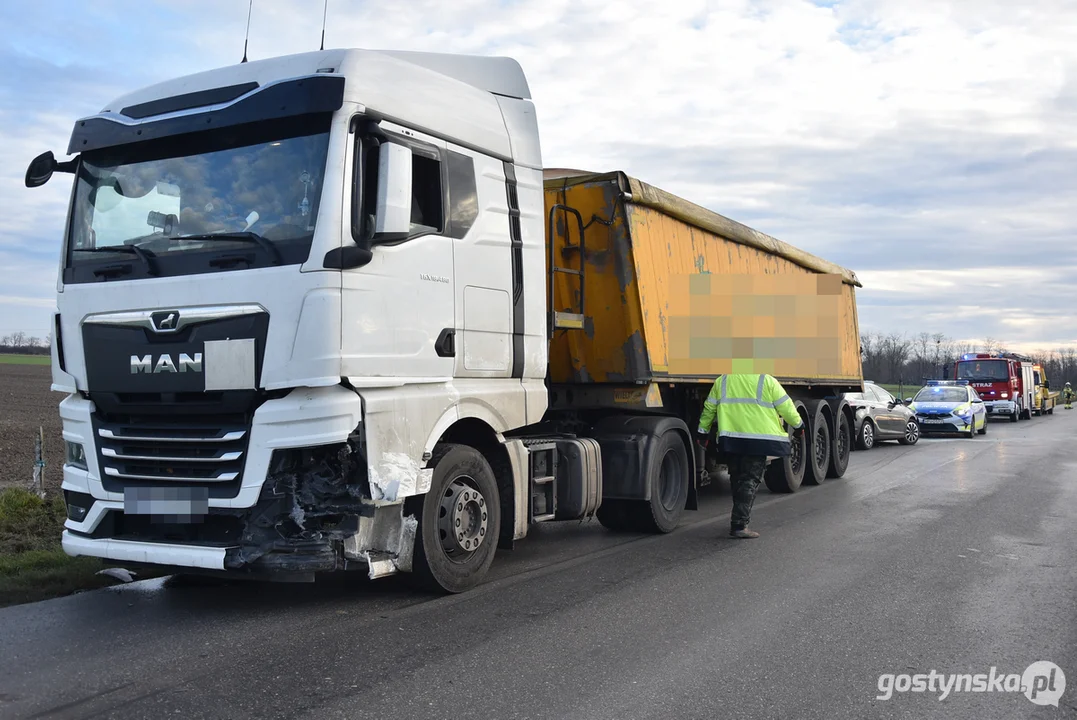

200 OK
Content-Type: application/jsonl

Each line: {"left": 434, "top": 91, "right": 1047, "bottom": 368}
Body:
{"left": 444, "top": 145, "right": 514, "bottom": 378}
{"left": 341, "top": 124, "right": 456, "bottom": 379}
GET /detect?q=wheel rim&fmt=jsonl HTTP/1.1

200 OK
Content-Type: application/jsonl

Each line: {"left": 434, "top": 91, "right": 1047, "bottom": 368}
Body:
{"left": 905, "top": 421, "right": 918, "bottom": 443}
{"left": 438, "top": 475, "right": 489, "bottom": 563}
{"left": 657, "top": 447, "right": 684, "bottom": 512}
{"left": 814, "top": 426, "right": 828, "bottom": 467}
{"left": 864, "top": 423, "right": 874, "bottom": 448}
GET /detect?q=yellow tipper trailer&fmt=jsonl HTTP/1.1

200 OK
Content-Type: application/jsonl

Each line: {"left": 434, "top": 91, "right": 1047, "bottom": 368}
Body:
{"left": 540, "top": 169, "right": 865, "bottom": 493}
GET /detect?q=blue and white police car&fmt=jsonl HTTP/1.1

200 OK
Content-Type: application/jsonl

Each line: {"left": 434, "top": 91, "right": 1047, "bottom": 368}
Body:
{"left": 907, "top": 380, "right": 988, "bottom": 438}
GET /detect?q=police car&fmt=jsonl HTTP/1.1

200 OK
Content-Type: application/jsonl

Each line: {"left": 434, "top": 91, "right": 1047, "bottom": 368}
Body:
{"left": 907, "top": 380, "right": 988, "bottom": 438}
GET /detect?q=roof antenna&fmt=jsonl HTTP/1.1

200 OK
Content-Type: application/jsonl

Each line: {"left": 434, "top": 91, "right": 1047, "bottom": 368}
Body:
{"left": 241, "top": 0, "right": 254, "bottom": 63}
{"left": 319, "top": 0, "right": 328, "bottom": 51}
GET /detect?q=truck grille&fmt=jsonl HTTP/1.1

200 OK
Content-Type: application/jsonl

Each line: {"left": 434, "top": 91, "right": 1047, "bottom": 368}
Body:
{"left": 94, "top": 415, "right": 250, "bottom": 494}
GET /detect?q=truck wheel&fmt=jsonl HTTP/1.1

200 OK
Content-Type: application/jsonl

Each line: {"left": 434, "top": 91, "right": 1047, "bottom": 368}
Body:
{"left": 764, "top": 402, "right": 807, "bottom": 493}
{"left": 408, "top": 444, "right": 500, "bottom": 594}
{"left": 826, "top": 410, "right": 851, "bottom": 479}
{"left": 856, "top": 419, "right": 876, "bottom": 450}
{"left": 634, "top": 429, "right": 691, "bottom": 533}
{"left": 803, "top": 402, "right": 831, "bottom": 486}
{"left": 596, "top": 500, "right": 637, "bottom": 532}
{"left": 597, "top": 429, "right": 689, "bottom": 534}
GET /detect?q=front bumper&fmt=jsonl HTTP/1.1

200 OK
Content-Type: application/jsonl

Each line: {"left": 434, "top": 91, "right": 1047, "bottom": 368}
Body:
{"left": 62, "top": 531, "right": 227, "bottom": 570}
{"left": 60, "top": 385, "right": 366, "bottom": 573}
{"left": 983, "top": 400, "right": 1017, "bottom": 416}
{"left": 916, "top": 415, "right": 973, "bottom": 433}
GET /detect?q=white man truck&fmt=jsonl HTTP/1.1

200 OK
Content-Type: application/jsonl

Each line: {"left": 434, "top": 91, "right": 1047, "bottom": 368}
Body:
{"left": 27, "top": 48, "right": 863, "bottom": 593}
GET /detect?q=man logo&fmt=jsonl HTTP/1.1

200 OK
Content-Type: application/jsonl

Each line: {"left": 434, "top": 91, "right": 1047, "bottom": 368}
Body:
{"left": 151, "top": 310, "right": 180, "bottom": 333}
{"left": 131, "top": 353, "right": 203, "bottom": 374}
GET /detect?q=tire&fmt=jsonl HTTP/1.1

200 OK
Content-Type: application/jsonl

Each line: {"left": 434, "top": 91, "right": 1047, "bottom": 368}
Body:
{"left": 965, "top": 419, "right": 976, "bottom": 438}
{"left": 597, "top": 429, "right": 689, "bottom": 534}
{"left": 977, "top": 416, "right": 987, "bottom": 435}
{"left": 1009, "top": 408, "right": 1018, "bottom": 423}
{"left": 898, "top": 419, "right": 920, "bottom": 445}
{"left": 635, "top": 429, "right": 690, "bottom": 533}
{"left": 803, "top": 401, "right": 831, "bottom": 486}
{"left": 856, "top": 418, "right": 876, "bottom": 450}
{"left": 408, "top": 444, "right": 500, "bottom": 594}
{"left": 764, "top": 402, "right": 807, "bottom": 493}
{"left": 826, "top": 409, "right": 851, "bottom": 479}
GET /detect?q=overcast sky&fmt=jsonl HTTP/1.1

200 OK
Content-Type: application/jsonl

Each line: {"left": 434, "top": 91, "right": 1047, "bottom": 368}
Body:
{"left": 2, "top": 0, "right": 1076, "bottom": 352}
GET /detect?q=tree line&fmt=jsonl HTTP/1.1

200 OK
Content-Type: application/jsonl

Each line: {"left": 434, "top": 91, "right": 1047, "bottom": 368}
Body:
{"left": 861, "top": 331, "right": 1077, "bottom": 387}
{"left": 0, "top": 333, "right": 51, "bottom": 355}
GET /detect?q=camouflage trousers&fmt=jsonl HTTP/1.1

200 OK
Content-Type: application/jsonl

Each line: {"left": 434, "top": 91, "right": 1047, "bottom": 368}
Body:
{"left": 726, "top": 454, "right": 767, "bottom": 531}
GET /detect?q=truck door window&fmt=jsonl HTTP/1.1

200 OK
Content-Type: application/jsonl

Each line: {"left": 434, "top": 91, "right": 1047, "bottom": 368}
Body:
{"left": 354, "top": 132, "right": 445, "bottom": 244}
{"left": 446, "top": 150, "right": 478, "bottom": 240}
{"left": 410, "top": 154, "right": 443, "bottom": 232}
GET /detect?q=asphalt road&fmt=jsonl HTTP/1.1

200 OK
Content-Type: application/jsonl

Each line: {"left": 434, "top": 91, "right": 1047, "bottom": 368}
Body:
{"left": 2, "top": 414, "right": 1075, "bottom": 720}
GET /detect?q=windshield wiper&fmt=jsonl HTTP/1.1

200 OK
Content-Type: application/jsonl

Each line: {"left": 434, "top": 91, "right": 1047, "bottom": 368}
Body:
{"left": 77, "top": 245, "right": 159, "bottom": 276}
{"left": 176, "top": 232, "right": 283, "bottom": 266}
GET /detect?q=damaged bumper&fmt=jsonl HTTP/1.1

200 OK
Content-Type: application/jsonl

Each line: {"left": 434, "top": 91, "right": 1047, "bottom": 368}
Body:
{"left": 61, "top": 385, "right": 418, "bottom": 579}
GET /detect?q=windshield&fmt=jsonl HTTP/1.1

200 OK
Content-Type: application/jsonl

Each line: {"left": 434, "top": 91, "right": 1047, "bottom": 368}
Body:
{"left": 65, "top": 114, "right": 332, "bottom": 282}
{"left": 956, "top": 360, "right": 1009, "bottom": 381}
{"left": 914, "top": 387, "right": 968, "bottom": 403}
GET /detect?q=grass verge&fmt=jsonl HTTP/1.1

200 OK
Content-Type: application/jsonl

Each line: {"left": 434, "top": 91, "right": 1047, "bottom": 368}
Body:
{"left": 0, "top": 353, "right": 50, "bottom": 366}
{"left": 878, "top": 383, "right": 921, "bottom": 399}
{"left": 0, "top": 487, "right": 163, "bottom": 607}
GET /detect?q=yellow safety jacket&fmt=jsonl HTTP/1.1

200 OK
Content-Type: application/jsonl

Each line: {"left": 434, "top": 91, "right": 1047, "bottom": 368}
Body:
{"left": 698, "top": 374, "right": 803, "bottom": 457}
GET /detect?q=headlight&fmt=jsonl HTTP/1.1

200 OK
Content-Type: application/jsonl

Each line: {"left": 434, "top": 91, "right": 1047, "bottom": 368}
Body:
{"left": 1000, "top": 392, "right": 1008, "bottom": 398}
{"left": 65, "top": 441, "right": 87, "bottom": 470}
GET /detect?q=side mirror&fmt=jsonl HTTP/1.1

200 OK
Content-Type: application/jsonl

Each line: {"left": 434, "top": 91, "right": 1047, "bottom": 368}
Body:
{"left": 904, "top": 398, "right": 912, "bottom": 405}
{"left": 372, "top": 142, "right": 412, "bottom": 243}
{"left": 243, "top": 211, "right": 260, "bottom": 231}
{"left": 972, "top": 398, "right": 984, "bottom": 404}
{"left": 25, "top": 151, "right": 57, "bottom": 188}
{"left": 1043, "top": 380, "right": 1050, "bottom": 389}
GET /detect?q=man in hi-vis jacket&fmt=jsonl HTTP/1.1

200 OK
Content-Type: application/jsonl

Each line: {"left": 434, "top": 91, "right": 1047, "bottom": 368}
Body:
{"left": 697, "top": 373, "right": 804, "bottom": 538}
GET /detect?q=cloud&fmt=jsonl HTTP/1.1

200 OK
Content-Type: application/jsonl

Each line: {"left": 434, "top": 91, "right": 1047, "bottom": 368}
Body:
{"left": 0, "top": 0, "right": 1074, "bottom": 350}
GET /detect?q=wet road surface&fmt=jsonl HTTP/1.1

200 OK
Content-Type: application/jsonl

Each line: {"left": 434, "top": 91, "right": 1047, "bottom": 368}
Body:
{"left": 2, "top": 414, "right": 1075, "bottom": 719}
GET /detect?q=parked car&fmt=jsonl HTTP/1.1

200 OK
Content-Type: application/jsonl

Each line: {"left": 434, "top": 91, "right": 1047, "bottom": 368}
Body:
{"left": 845, "top": 381, "right": 920, "bottom": 449}
{"left": 907, "top": 380, "right": 987, "bottom": 438}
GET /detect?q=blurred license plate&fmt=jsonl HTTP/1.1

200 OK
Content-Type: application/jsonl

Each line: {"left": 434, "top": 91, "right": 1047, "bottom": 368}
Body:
{"left": 921, "top": 418, "right": 945, "bottom": 423}
{"left": 124, "top": 486, "right": 209, "bottom": 522}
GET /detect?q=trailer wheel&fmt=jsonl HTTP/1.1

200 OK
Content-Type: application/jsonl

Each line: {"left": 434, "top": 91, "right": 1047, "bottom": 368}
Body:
{"left": 407, "top": 444, "right": 500, "bottom": 594}
{"left": 764, "top": 402, "right": 807, "bottom": 493}
{"left": 803, "top": 401, "right": 831, "bottom": 486}
{"left": 826, "top": 409, "right": 851, "bottom": 479}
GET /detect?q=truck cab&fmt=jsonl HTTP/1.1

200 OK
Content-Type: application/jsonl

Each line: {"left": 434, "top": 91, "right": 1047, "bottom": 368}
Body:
{"left": 28, "top": 49, "right": 551, "bottom": 591}
{"left": 954, "top": 352, "right": 1034, "bottom": 422}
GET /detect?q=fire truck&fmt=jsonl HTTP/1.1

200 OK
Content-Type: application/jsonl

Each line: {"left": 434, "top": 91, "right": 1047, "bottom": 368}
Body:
{"left": 953, "top": 352, "right": 1035, "bottom": 422}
